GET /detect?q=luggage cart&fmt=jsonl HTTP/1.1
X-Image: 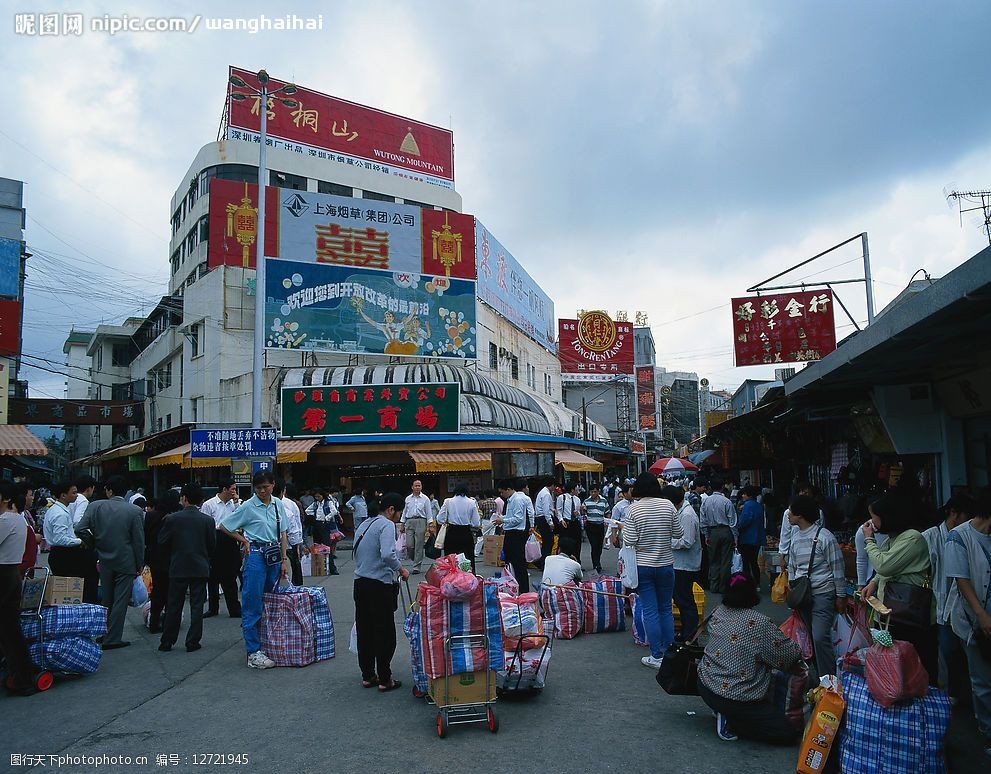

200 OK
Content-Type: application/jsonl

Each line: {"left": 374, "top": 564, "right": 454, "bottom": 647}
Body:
{"left": 497, "top": 632, "right": 551, "bottom": 695}
{"left": 7, "top": 567, "right": 60, "bottom": 692}
{"left": 434, "top": 582, "right": 498, "bottom": 738}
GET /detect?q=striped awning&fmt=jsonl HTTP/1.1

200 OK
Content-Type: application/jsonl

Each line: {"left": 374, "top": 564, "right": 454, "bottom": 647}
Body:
{"left": 148, "top": 443, "right": 191, "bottom": 468}
{"left": 0, "top": 425, "right": 48, "bottom": 456}
{"left": 277, "top": 438, "right": 322, "bottom": 463}
{"left": 149, "top": 439, "right": 323, "bottom": 468}
{"left": 409, "top": 450, "right": 492, "bottom": 473}
{"left": 555, "top": 449, "right": 603, "bottom": 473}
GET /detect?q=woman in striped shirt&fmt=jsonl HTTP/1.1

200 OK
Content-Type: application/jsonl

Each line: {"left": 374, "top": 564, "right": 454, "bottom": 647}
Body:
{"left": 624, "top": 472, "right": 683, "bottom": 668}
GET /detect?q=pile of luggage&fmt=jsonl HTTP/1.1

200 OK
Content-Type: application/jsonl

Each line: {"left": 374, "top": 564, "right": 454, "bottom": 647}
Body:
{"left": 539, "top": 576, "right": 628, "bottom": 640}
{"left": 20, "top": 603, "right": 106, "bottom": 675}
{"left": 259, "top": 584, "right": 336, "bottom": 667}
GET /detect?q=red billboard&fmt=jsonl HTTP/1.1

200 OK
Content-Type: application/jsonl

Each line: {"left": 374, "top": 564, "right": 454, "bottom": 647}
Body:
{"left": 636, "top": 366, "right": 658, "bottom": 431}
{"left": 207, "top": 179, "right": 280, "bottom": 269}
{"left": 732, "top": 289, "right": 837, "bottom": 366}
{"left": 0, "top": 299, "right": 21, "bottom": 356}
{"left": 559, "top": 312, "right": 634, "bottom": 379}
{"left": 227, "top": 66, "right": 454, "bottom": 188}
{"left": 420, "top": 209, "right": 476, "bottom": 280}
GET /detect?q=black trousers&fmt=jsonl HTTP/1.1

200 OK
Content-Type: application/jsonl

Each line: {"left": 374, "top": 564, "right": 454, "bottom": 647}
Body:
{"left": 288, "top": 544, "right": 303, "bottom": 586}
{"left": 148, "top": 561, "right": 170, "bottom": 630}
{"left": 586, "top": 522, "right": 605, "bottom": 571}
{"left": 442, "top": 524, "right": 476, "bottom": 575}
{"left": 162, "top": 577, "right": 207, "bottom": 648}
{"left": 48, "top": 545, "right": 99, "bottom": 603}
{"left": 0, "top": 564, "right": 33, "bottom": 687}
{"left": 502, "top": 529, "right": 529, "bottom": 594}
{"left": 208, "top": 532, "right": 242, "bottom": 615}
{"left": 353, "top": 577, "right": 398, "bottom": 684}
{"left": 739, "top": 543, "right": 761, "bottom": 588}
{"left": 699, "top": 681, "right": 800, "bottom": 746}
{"left": 673, "top": 569, "right": 699, "bottom": 641}
{"left": 537, "top": 521, "right": 555, "bottom": 569}
{"left": 706, "top": 525, "right": 734, "bottom": 594}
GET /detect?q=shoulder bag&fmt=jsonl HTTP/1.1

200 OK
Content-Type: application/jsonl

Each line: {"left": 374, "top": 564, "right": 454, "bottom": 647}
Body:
{"left": 787, "top": 524, "right": 823, "bottom": 609}
{"left": 656, "top": 612, "right": 714, "bottom": 695}
{"left": 883, "top": 533, "right": 935, "bottom": 630}
{"left": 261, "top": 500, "right": 284, "bottom": 566}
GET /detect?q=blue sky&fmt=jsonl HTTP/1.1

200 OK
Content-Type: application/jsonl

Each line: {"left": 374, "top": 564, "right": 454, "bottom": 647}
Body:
{"left": 3, "top": 0, "right": 990, "bottom": 398}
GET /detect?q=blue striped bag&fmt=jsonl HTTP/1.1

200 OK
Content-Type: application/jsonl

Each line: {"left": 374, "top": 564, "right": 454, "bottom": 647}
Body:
{"left": 581, "top": 577, "right": 626, "bottom": 634}
{"left": 403, "top": 609, "right": 429, "bottom": 695}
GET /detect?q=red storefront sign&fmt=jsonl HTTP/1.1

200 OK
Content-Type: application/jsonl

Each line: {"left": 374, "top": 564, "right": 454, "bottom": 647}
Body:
{"left": 207, "top": 179, "right": 280, "bottom": 269}
{"left": 636, "top": 366, "right": 658, "bottom": 431}
{"left": 559, "top": 312, "right": 634, "bottom": 378}
{"left": 227, "top": 66, "right": 454, "bottom": 186}
{"left": 0, "top": 299, "right": 21, "bottom": 356}
{"left": 731, "top": 289, "right": 837, "bottom": 366}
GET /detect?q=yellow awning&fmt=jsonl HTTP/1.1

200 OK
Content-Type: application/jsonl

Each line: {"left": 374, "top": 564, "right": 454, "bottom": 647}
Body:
{"left": 277, "top": 438, "right": 322, "bottom": 463}
{"left": 147, "top": 443, "right": 190, "bottom": 468}
{"left": 0, "top": 425, "right": 48, "bottom": 456}
{"left": 555, "top": 449, "right": 603, "bottom": 473}
{"left": 149, "top": 439, "right": 322, "bottom": 468}
{"left": 409, "top": 450, "right": 492, "bottom": 473}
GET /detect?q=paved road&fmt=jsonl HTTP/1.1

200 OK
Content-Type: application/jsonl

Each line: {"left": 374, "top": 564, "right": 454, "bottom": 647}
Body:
{"left": 2, "top": 546, "right": 979, "bottom": 773}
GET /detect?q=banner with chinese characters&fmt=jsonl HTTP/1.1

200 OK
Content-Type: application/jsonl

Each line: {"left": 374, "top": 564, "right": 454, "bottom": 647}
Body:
{"left": 227, "top": 66, "right": 455, "bottom": 189}
{"left": 558, "top": 312, "right": 634, "bottom": 379}
{"left": 636, "top": 366, "right": 658, "bottom": 432}
{"left": 281, "top": 383, "right": 460, "bottom": 437}
{"left": 475, "top": 220, "right": 556, "bottom": 353}
{"left": 207, "top": 179, "right": 280, "bottom": 270}
{"left": 9, "top": 399, "right": 143, "bottom": 426}
{"left": 276, "top": 189, "right": 475, "bottom": 279}
{"left": 731, "top": 290, "right": 837, "bottom": 366}
{"left": 190, "top": 428, "right": 277, "bottom": 458}
{"left": 265, "top": 258, "right": 477, "bottom": 358}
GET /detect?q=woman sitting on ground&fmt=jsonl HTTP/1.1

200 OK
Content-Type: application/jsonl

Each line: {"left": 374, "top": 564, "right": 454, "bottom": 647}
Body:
{"left": 698, "top": 573, "right": 804, "bottom": 744}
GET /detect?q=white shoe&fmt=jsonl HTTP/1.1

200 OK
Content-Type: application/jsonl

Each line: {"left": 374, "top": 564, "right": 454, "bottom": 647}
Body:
{"left": 247, "top": 651, "right": 276, "bottom": 669}
{"left": 641, "top": 655, "right": 663, "bottom": 669}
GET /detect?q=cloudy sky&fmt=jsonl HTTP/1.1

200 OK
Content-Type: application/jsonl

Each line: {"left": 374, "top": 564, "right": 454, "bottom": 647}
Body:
{"left": 3, "top": 0, "right": 990, "bottom": 401}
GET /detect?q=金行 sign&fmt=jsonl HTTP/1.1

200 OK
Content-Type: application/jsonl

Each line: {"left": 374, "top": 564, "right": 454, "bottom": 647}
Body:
{"left": 281, "top": 383, "right": 460, "bottom": 437}
{"left": 731, "top": 290, "right": 837, "bottom": 366}
{"left": 190, "top": 428, "right": 277, "bottom": 458}
{"left": 227, "top": 66, "right": 455, "bottom": 189}
{"left": 559, "top": 311, "right": 634, "bottom": 380}
{"left": 9, "top": 399, "right": 143, "bottom": 426}
{"left": 636, "top": 366, "right": 658, "bottom": 432}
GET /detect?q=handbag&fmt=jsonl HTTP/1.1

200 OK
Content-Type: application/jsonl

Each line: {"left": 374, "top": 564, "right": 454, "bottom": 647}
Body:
{"left": 434, "top": 522, "right": 448, "bottom": 551}
{"left": 656, "top": 613, "right": 712, "bottom": 695}
{"left": 260, "top": 500, "right": 285, "bottom": 566}
{"left": 883, "top": 579, "right": 933, "bottom": 630}
{"left": 787, "top": 525, "right": 823, "bottom": 610}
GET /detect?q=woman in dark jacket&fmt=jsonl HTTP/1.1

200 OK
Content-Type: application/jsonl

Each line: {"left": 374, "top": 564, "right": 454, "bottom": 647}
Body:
{"left": 144, "top": 490, "right": 180, "bottom": 633}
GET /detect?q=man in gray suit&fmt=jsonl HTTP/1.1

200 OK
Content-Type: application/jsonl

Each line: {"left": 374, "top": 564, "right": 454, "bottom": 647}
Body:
{"left": 157, "top": 483, "right": 216, "bottom": 653}
{"left": 76, "top": 475, "right": 145, "bottom": 650}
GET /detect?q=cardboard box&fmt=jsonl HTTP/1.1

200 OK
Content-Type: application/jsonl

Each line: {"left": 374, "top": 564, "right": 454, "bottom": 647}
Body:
{"left": 483, "top": 535, "right": 504, "bottom": 567}
{"left": 310, "top": 553, "right": 328, "bottom": 577}
{"left": 21, "top": 576, "right": 84, "bottom": 609}
{"left": 429, "top": 670, "right": 497, "bottom": 706}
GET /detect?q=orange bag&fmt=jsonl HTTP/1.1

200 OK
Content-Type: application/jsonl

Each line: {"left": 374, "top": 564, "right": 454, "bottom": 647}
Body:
{"left": 796, "top": 679, "right": 845, "bottom": 774}
{"left": 771, "top": 570, "right": 788, "bottom": 604}
{"left": 864, "top": 640, "right": 929, "bottom": 708}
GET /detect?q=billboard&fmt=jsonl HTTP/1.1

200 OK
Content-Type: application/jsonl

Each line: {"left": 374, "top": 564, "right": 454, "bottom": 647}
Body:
{"left": 265, "top": 258, "right": 476, "bottom": 358}
{"left": 190, "top": 428, "right": 277, "bottom": 458}
{"left": 732, "top": 289, "right": 837, "bottom": 366}
{"left": 0, "top": 238, "right": 20, "bottom": 298}
{"left": 558, "top": 312, "right": 634, "bottom": 380}
{"left": 207, "top": 179, "right": 280, "bottom": 269}
{"left": 277, "top": 189, "right": 475, "bottom": 279}
{"left": 282, "top": 382, "right": 460, "bottom": 437}
{"left": 0, "top": 299, "right": 21, "bottom": 357}
{"left": 9, "top": 398, "right": 143, "bottom": 426}
{"left": 475, "top": 220, "right": 555, "bottom": 353}
{"left": 636, "top": 366, "right": 658, "bottom": 432}
{"left": 227, "top": 66, "right": 454, "bottom": 189}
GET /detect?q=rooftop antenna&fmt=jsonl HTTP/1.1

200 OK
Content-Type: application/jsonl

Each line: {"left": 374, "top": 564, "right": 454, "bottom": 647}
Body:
{"left": 945, "top": 187, "right": 991, "bottom": 246}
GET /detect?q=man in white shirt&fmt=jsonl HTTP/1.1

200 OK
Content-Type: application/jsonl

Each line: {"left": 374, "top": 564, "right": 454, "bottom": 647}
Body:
{"left": 541, "top": 545, "right": 583, "bottom": 587}
{"left": 200, "top": 481, "right": 241, "bottom": 618}
{"left": 68, "top": 475, "right": 97, "bottom": 526}
{"left": 609, "top": 484, "right": 632, "bottom": 547}
{"left": 534, "top": 478, "right": 557, "bottom": 569}
{"left": 44, "top": 481, "right": 99, "bottom": 603}
{"left": 400, "top": 479, "right": 432, "bottom": 574}
{"left": 556, "top": 481, "right": 584, "bottom": 557}
{"left": 276, "top": 481, "right": 306, "bottom": 584}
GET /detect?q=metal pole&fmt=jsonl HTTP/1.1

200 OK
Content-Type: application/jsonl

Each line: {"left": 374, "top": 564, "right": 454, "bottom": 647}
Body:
{"left": 582, "top": 396, "right": 588, "bottom": 442}
{"left": 252, "top": 72, "right": 269, "bottom": 428}
{"left": 861, "top": 232, "right": 875, "bottom": 324}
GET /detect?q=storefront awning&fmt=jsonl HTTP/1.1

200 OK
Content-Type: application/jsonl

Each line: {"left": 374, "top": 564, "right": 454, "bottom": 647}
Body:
{"left": 555, "top": 449, "right": 603, "bottom": 473}
{"left": 148, "top": 444, "right": 190, "bottom": 468}
{"left": 278, "top": 438, "right": 323, "bottom": 463}
{"left": 409, "top": 451, "right": 492, "bottom": 473}
{"left": 0, "top": 425, "right": 48, "bottom": 456}
{"left": 149, "top": 439, "right": 323, "bottom": 468}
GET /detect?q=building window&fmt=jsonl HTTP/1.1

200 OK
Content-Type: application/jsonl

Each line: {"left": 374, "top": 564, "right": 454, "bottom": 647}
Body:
{"left": 96, "top": 346, "right": 103, "bottom": 371}
{"left": 157, "top": 417, "right": 163, "bottom": 432}
{"left": 186, "top": 227, "right": 197, "bottom": 256}
{"left": 171, "top": 209, "right": 181, "bottom": 235}
{"left": 111, "top": 342, "right": 131, "bottom": 367}
{"left": 198, "top": 262, "right": 209, "bottom": 279}
{"left": 318, "top": 181, "right": 352, "bottom": 197}
{"left": 189, "top": 323, "right": 201, "bottom": 358}
{"left": 165, "top": 413, "right": 172, "bottom": 429}
{"left": 270, "top": 170, "right": 307, "bottom": 190}
{"left": 404, "top": 199, "right": 434, "bottom": 209}
{"left": 151, "top": 362, "right": 172, "bottom": 391}
{"left": 198, "top": 215, "right": 209, "bottom": 243}
{"left": 526, "top": 363, "right": 536, "bottom": 389}
{"left": 191, "top": 397, "right": 199, "bottom": 423}
{"left": 511, "top": 356, "right": 519, "bottom": 380}
{"left": 170, "top": 250, "right": 180, "bottom": 276}
{"left": 198, "top": 164, "right": 258, "bottom": 197}
{"left": 362, "top": 190, "right": 394, "bottom": 202}
{"left": 488, "top": 342, "right": 498, "bottom": 370}
{"left": 544, "top": 373, "right": 552, "bottom": 396}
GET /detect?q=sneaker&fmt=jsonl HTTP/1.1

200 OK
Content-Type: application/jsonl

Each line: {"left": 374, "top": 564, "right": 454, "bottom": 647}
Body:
{"left": 247, "top": 651, "right": 276, "bottom": 669}
{"left": 641, "top": 655, "right": 664, "bottom": 669}
{"left": 716, "top": 713, "right": 738, "bottom": 742}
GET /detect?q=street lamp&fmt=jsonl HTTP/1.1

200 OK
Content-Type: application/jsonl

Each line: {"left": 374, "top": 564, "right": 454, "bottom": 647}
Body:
{"left": 582, "top": 397, "right": 605, "bottom": 441}
{"left": 229, "top": 70, "right": 298, "bottom": 428}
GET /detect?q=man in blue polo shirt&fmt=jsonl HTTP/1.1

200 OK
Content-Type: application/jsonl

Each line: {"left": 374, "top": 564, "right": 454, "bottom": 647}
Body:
{"left": 220, "top": 470, "right": 289, "bottom": 669}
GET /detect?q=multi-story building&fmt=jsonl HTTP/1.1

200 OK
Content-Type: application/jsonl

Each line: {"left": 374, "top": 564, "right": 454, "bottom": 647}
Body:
{"left": 655, "top": 367, "right": 700, "bottom": 451}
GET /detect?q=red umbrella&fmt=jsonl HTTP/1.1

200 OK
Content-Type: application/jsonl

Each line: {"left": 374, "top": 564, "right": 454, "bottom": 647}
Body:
{"left": 648, "top": 457, "right": 699, "bottom": 475}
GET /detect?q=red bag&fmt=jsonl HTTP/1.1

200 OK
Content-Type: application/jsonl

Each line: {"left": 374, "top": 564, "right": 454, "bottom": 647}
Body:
{"left": 499, "top": 592, "right": 544, "bottom": 651}
{"left": 425, "top": 554, "right": 460, "bottom": 588}
{"left": 780, "top": 610, "right": 814, "bottom": 661}
{"left": 864, "top": 640, "right": 929, "bottom": 708}
{"left": 441, "top": 569, "right": 480, "bottom": 600}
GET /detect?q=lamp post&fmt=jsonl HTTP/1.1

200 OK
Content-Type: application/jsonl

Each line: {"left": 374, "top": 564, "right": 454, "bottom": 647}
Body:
{"left": 229, "top": 70, "right": 298, "bottom": 427}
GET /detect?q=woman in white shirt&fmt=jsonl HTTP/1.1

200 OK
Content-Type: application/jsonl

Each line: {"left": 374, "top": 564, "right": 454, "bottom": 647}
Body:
{"left": 435, "top": 485, "right": 481, "bottom": 574}
{"left": 663, "top": 485, "right": 701, "bottom": 642}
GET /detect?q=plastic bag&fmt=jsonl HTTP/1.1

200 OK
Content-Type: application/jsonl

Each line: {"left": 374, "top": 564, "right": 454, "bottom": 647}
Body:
{"left": 141, "top": 566, "right": 153, "bottom": 595}
{"left": 396, "top": 532, "right": 407, "bottom": 560}
{"left": 865, "top": 640, "right": 929, "bottom": 708}
{"left": 441, "top": 569, "right": 480, "bottom": 600}
{"left": 731, "top": 548, "right": 743, "bottom": 575}
{"left": 617, "top": 547, "right": 638, "bottom": 588}
{"left": 780, "top": 610, "right": 814, "bottom": 661}
{"left": 832, "top": 604, "right": 871, "bottom": 659}
{"left": 499, "top": 592, "right": 544, "bottom": 650}
{"left": 524, "top": 534, "right": 541, "bottom": 563}
{"left": 474, "top": 536, "right": 485, "bottom": 557}
{"left": 491, "top": 570, "right": 519, "bottom": 597}
{"left": 130, "top": 574, "right": 149, "bottom": 607}
{"left": 771, "top": 571, "right": 789, "bottom": 604}
{"left": 349, "top": 623, "right": 358, "bottom": 655}
{"left": 425, "top": 554, "right": 460, "bottom": 588}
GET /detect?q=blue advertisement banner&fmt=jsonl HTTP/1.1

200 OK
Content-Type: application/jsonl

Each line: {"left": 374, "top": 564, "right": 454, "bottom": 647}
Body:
{"left": 0, "top": 238, "right": 20, "bottom": 298}
{"left": 190, "top": 428, "right": 277, "bottom": 458}
{"left": 265, "top": 258, "right": 477, "bottom": 358}
{"left": 474, "top": 220, "right": 555, "bottom": 353}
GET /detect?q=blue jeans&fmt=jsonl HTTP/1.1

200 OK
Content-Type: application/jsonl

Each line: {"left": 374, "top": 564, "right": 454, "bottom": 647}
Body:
{"left": 241, "top": 550, "right": 282, "bottom": 654}
{"left": 637, "top": 565, "right": 675, "bottom": 659}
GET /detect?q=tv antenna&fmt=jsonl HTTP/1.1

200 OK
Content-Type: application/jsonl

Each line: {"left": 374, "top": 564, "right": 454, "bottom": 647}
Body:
{"left": 945, "top": 188, "right": 991, "bottom": 246}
